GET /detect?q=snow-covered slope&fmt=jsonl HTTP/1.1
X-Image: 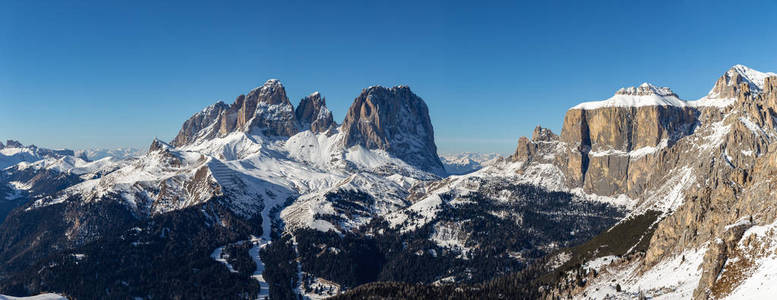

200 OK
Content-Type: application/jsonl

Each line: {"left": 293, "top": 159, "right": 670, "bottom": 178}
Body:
{"left": 573, "top": 65, "right": 777, "bottom": 110}
{"left": 75, "top": 147, "right": 143, "bottom": 161}
{"left": 572, "top": 83, "right": 687, "bottom": 110}
{"left": 439, "top": 152, "right": 501, "bottom": 175}
{"left": 31, "top": 80, "right": 444, "bottom": 229}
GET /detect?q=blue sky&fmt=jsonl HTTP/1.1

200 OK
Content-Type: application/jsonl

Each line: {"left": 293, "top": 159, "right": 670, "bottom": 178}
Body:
{"left": 2, "top": 0, "right": 776, "bottom": 154}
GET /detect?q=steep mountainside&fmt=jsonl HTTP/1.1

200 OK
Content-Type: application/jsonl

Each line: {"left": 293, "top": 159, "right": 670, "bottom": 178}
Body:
{"left": 295, "top": 92, "right": 335, "bottom": 134}
{"left": 5, "top": 65, "right": 776, "bottom": 300}
{"left": 341, "top": 86, "right": 446, "bottom": 176}
{"left": 0, "top": 80, "right": 459, "bottom": 299}
{"left": 439, "top": 152, "right": 501, "bottom": 175}
{"left": 0, "top": 141, "right": 122, "bottom": 222}
{"left": 335, "top": 64, "right": 777, "bottom": 300}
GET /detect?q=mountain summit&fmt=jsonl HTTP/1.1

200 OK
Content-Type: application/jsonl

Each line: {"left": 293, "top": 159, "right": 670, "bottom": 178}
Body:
{"left": 341, "top": 86, "right": 445, "bottom": 176}
{"left": 172, "top": 79, "right": 299, "bottom": 147}
{"left": 708, "top": 64, "right": 777, "bottom": 99}
{"left": 615, "top": 82, "right": 678, "bottom": 97}
{"left": 295, "top": 92, "right": 335, "bottom": 134}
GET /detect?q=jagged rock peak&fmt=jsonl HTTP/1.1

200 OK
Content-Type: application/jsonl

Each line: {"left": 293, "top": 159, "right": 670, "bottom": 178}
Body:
{"left": 708, "top": 64, "right": 777, "bottom": 98}
{"left": 531, "top": 126, "right": 558, "bottom": 142}
{"left": 342, "top": 85, "right": 445, "bottom": 176}
{"left": 149, "top": 138, "right": 172, "bottom": 152}
{"left": 512, "top": 126, "right": 559, "bottom": 163}
{"left": 615, "top": 82, "right": 678, "bottom": 97}
{"left": 295, "top": 91, "right": 335, "bottom": 134}
{"left": 245, "top": 79, "right": 291, "bottom": 106}
{"left": 171, "top": 101, "right": 229, "bottom": 147}
{"left": 171, "top": 79, "right": 299, "bottom": 147}
{"left": 5, "top": 140, "right": 23, "bottom": 148}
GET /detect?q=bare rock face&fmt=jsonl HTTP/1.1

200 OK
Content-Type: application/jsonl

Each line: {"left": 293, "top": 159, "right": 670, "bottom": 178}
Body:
{"left": 236, "top": 79, "right": 299, "bottom": 137}
{"left": 149, "top": 138, "right": 172, "bottom": 152}
{"left": 5, "top": 140, "right": 23, "bottom": 148}
{"left": 295, "top": 92, "right": 335, "bottom": 134}
{"left": 511, "top": 126, "right": 559, "bottom": 164}
{"left": 506, "top": 66, "right": 777, "bottom": 299}
{"left": 558, "top": 86, "right": 698, "bottom": 195}
{"left": 708, "top": 64, "right": 777, "bottom": 99}
{"left": 341, "top": 86, "right": 445, "bottom": 176}
{"left": 172, "top": 79, "right": 299, "bottom": 147}
{"left": 171, "top": 102, "right": 228, "bottom": 147}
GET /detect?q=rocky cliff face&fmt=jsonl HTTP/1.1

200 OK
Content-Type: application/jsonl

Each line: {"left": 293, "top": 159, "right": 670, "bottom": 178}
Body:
{"left": 341, "top": 86, "right": 445, "bottom": 176}
{"left": 172, "top": 79, "right": 299, "bottom": 147}
{"left": 522, "top": 65, "right": 777, "bottom": 300}
{"left": 171, "top": 102, "right": 228, "bottom": 146}
{"left": 511, "top": 125, "right": 560, "bottom": 164}
{"left": 295, "top": 92, "right": 335, "bottom": 134}
{"left": 708, "top": 64, "right": 777, "bottom": 99}
{"left": 560, "top": 103, "right": 698, "bottom": 195}
{"left": 5, "top": 140, "right": 23, "bottom": 148}
{"left": 512, "top": 83, "right": 700, "bottom": 196}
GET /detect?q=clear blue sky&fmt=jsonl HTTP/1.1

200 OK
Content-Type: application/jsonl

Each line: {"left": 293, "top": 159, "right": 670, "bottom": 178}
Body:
{"left": 2, "top": 1, "right": 776, "bottom": 154}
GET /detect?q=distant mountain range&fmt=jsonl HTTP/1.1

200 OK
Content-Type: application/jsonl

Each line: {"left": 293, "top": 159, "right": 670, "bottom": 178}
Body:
{"left": 2, "top": 65, "right": 777, "bottom": 299}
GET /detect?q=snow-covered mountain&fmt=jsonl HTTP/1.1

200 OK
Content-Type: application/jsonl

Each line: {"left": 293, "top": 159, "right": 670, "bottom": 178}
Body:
{"left": 331, "top": 64, "right": 777, "bottom": 299}
{"left": 4, "top": 65, "right": 777, "bottom": 300}
{"left": 0, "top": 140, "right": 127, "bottom": 222}
{"left": 439, "top": 152, "right": 501, "bottom": 175}
{"left": 0, "top": 140, "right": 75, "bottom": 170}
{"left": 74, "top": 147, "right": 144, "bottom": 161}
{"left": 0, "top": 80, "right": 455, "bottom": 299}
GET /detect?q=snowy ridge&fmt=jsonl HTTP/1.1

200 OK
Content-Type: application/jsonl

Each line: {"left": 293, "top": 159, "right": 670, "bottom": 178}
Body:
{"left": 718, "top": 64, "right": 777, "bottom": 93}
{"left": 281, "top": 172, "right": 413, "bottom": 233}
{"left": 75, "top": 147, "right": 144, "bottom": 161}
{"left": 571, "top": 83, "right": 686, "bottom": 110}
{"left": 572, "top": 65, "right": 777, "bottom": 110}
{"left": 439, "top": 152, "right": 501, "bottom": 175}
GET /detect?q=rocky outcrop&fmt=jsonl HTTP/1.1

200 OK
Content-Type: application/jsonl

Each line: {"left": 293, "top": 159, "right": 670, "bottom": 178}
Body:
{"left": 172, "top": 79, "right": 299, "bottom": 147}
{"left": 171, "top": 102, "right": 228, "bottom": 147}
{"left": 341, "top": 86, "right": 445, "bottom": 176}
{"left": 503, "top": 65, "right": 777, "bottom": 300}
{"left": 149, "top": 138, "right": 172, "bottom": 153}
{"left": 708, "top": 64, "right": 777, "bottom": 99}
{"left": 295, "top": 92, "right": 335, "bottom": 134}
{"left": 511, "top": 126, "right": 559, "bottom": 164}
{"left": 234, "top": 79, "right": 299, "bottom": 137}
{"left": 558, "top": 85, "right": 699, "bottom": 195}
{"left": 5, "top": 140, "right": 23, "bottom": 148}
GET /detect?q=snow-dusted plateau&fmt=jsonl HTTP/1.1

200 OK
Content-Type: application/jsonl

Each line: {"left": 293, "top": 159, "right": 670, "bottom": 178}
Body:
{"left": 2, "top": 64, "right": 777, "bottom": 299}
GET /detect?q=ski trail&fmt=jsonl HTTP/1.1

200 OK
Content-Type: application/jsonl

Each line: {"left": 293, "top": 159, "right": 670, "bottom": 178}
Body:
{"left": 209, "top": 158, "right": 295, "bottom": 300}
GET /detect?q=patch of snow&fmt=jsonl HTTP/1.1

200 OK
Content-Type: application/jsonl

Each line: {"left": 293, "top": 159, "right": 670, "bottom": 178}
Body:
{"left": 700, "top": 119, "right": 732, "bottom": 151}
{"left": 589, "top": 139, "right": 668, "bottom": 159}
{"left": 583, "top": 255, "right": 618, "bottom": 271}
{"left": 248, "top": 236, "right": 270, "bottom": 299}
{"left": 724, "top": 220, "right": 777, "bottom": 299}
{"left": 726, "top": 64, "right": 777, "bottom": 91}
{"left": 572, "top": 94, "right": 687, "bottom": 110}
{"left": 579, "top": 246, "right": 706, "bottom": 299}
{"left": 0, "top": 294, "right": 67, "bottom": 300}
{"left": 210, "top": 246, "right": 238, "bottom": 273}
{"left": 642, "top": 166, "right": 695, "bottom": 212}
{"left": 385, "top": 193, "right": 444, "bottom": 232}
{"left": 688, "top": 96, "right": 737, "bottom": 108}
{"left": 739, "top": 117, "right": 767, "bottom": 137}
